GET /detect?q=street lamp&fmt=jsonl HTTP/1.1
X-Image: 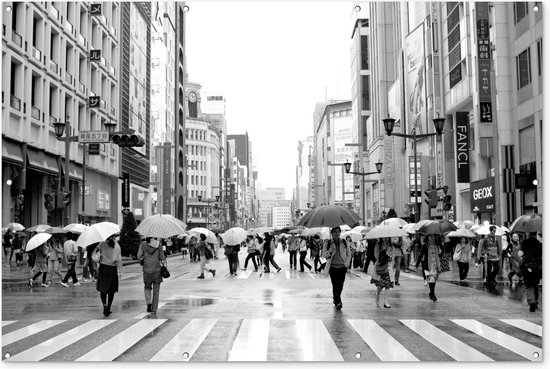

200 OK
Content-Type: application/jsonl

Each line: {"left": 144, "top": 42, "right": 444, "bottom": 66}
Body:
{"left": 382, "top": 115, "right": 445, "bottom": 222}
{"left": 344, "top": 160, "right": 383, "bottom": 225}
{"left": 197, "top": 195, "right": 219, "bottom": 229}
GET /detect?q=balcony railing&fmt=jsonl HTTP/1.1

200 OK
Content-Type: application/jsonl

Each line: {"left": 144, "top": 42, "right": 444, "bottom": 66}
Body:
{"left": 11, "top": 30, "right": 22, "bottom": 47}
{"left": 31, "top": 106, "right": 41, "bottom": 120}
{"left": 10, "top": 95, "right": 21, "bottom": 111}
{"left": 65, "top": 21, "right": 73, "bottom": 34}
{"left": 49, "top": 5, "right": 59, "bottom": 20}
{"left": 32, "top": 47, "right": 42, "bottom": 61}
{"left": 78, "top": 34, "right": 86, "bottom": 47}
{"left": 65, "top": 71, "right": 73, "bottom": 84}
{"left": 49, "top": 60, "right": 58, "bottom": 73}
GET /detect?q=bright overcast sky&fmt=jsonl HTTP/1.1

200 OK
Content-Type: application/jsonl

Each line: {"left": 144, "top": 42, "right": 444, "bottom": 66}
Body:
{"left": 186, "top": 1, "right": 354, "bottom": 199}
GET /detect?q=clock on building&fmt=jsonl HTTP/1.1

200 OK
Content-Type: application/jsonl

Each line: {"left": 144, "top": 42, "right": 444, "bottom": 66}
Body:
{"left": 188, "top": 91, "right": 197, "bottom": 103}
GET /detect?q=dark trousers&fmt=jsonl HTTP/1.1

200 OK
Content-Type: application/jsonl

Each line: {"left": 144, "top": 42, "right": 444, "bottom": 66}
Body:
{"left": 486, "top": 260, "right": 499, "bottom": 285}
{"left": 62, "top": 262, "right": 78, "bottom": 283}
{"left": 328, "top": 267, "right": 347, "bottom": 304}
{"left": 264, "top": 254, "right": 280, "bottom": 272}
{"left": 362, "top": 252, "right": 375, "bottom": 273}
{"left": 244, "top": 253, "right": 258, "bottom": 270}
{"left": 314, "top": 255, "right": 323, "bottom": 271}
{"left": 299, "top": 251, "right": 311, "bottom": 272}
{"left": 289, "top": 250, "right": 298, "bottom": 268}
{"left": 228, "top": 253, "right": 239, "bottom": 274}
{"left": 457, "top": 260, "right": 470, "bottom": 280}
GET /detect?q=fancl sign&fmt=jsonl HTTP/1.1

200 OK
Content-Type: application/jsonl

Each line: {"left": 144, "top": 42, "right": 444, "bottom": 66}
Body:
{"left": 470, "top": 177, "right": 495, "bottom": 213}
{"left": 455, "top": 112, "right": 470, "bottom": 182}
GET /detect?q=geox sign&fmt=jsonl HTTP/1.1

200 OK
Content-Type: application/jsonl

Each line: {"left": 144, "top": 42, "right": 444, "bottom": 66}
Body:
{"left": 470, "top": 177, "right": 495, "bottom": 213}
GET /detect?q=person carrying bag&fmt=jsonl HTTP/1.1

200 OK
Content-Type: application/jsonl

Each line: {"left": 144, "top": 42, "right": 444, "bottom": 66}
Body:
{"left": 137, "top": 237, "right": 166, "bottom": 314}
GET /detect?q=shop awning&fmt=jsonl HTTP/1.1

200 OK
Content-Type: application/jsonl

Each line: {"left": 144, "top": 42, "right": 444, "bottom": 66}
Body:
{"left": 2, "top": 140, "right": 23, "bottom": 164}
{"left": 60, "top": 158, "right": 83, "bottom": 181}
{"left": 27, "top": 150, "right": 59, "bottom": 175}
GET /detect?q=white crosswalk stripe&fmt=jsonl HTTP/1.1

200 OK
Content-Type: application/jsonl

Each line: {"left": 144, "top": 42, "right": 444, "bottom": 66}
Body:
{"left": 7, "top": 320, "right": 116, "bottom": 361}
{"left": 76, "top": 319, "right": 166, "bottom": 361}
{"left": 2, "top": 321, "right": 16, "bottom": 327}
{"left": 2, "top": 320, "right": 66, "bottom": 346}
{"left": 450, "top": 319, "right": 542, "bottom": 361}
{"left": 2, "top": 318, "right": 542, "bottom": 361}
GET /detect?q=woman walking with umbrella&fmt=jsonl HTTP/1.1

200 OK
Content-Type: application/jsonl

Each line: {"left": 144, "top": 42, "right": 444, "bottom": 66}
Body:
{"left": 415, "top": 234, "right": 442, "bottom": 302}
{"left": 370, "top": 238, "right": 394, "bottom": 308}
{"left": 197, "top": 233, "right": 216, "bottom": 279}
{"left": 27, "top": 233, "right": 52, "bottom": 288}
{"left": 95, "top": 234, "right": 122, "bottom": 316}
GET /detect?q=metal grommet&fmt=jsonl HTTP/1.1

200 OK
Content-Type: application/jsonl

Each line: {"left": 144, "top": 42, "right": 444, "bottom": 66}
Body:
{"left": 354, "top": 5, "right": 361, "bottom": 12}
{"left": 182, "top": 352, "right": 190, "bottom": 359}
{"left": 355, "top": 352, "right": 362, "bottom": 359}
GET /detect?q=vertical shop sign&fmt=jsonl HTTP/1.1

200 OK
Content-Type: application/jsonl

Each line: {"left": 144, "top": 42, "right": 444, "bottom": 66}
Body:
{"left": 455, "top": 112, "right": 470, "bottom": 182}
{"left": 476, "top": 2, "right": 493, "bottom": 122}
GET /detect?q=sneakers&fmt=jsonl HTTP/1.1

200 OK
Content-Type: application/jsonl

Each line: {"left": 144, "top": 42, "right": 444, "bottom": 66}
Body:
{"left": 60, "top": 282, "right": 69, "bottom": 287}
{"left": 103, "top": 305, "right": 111, "bottom": 317}
{"left": 197, "top": 274, "right": 205, "bottom": 279}
{"left": 529, "top": 303, "right": 538, "bottom": 312}
{"left": 147, "top": 303, "right": 152, "bottom": 312}
{"left": 28, "top": 279, "right": 33, "bottom": 287}
{"left": 73, "top": 282, "right": 81, "bottom": 286}
{"left": 210, "top": 269, "right": 216, "bottom": 277}
{"left": 395, "top": 281, "right": 400, "bottom": 286}
{"left": 41, "top": 283, "right": 49, "bottom": 287}
{"left": 383, "top": 304, "right": 391, "bottom": 308}
{"left": 335, "top": 302, "right": 343, "bottom": 310}
{"left": 423, "top": 280, "right": 428, "bottom": 286}
{"left": 277, "top": 268, "right": 282, "bottom": 273}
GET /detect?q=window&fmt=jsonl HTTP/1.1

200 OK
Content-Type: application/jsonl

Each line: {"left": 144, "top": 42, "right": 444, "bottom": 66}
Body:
{"left": 537, "top": 39, "right": 542, "bottom": 76}
{"left": 361, "top": 75, "right": 370, "bottom": 110}
{"left": 516, "top": 47, "right": 531, "bottom": 89}
{"left": 514, "top": 2, "right": 528, "bottom": 24}
{"left": 360, "top": 36, "right": 369, "bottom": 70}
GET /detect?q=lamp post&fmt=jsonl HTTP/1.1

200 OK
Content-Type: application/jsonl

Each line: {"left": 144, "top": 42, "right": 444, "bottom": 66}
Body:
{"left": 382, "top": 116, "right": 445, "bottom": 222}
{"left": 53, "top": 119, "right": 117, "bottom": 225}
{"left": 197, "top": 195, "right": 219, "bottom": 229}
{"left": 344, "top": 160, "right": 383, "bottom": 225}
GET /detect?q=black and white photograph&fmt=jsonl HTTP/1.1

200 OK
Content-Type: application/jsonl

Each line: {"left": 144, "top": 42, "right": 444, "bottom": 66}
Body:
{"left": 1, "top": 0, "right": 545, "bottom": 363}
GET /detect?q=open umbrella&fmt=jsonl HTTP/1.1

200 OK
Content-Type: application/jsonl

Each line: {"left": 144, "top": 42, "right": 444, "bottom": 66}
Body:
{"left": 402, "top": 223, "right": 416, "bottom": 234}
{"left": 411, "top": 219, "right": 432, "bottom": 232}
{"left": 221, "top": 227, "right": 248, "bottom": 245}
{"left": 341, "top": 230, "right": 363, "bottom": 242}
{"left": 510, "top": 214, "right": 542, "bottom": 234}
{"left": 4, "top": 223, "right": 25, "bottom": 232}
{"left": 189, "top": 227, "right": 218, "bottom": 244}
{"left": 25, "top": 233, "right": 52, "bottom": 251}
{"left": 302, "top": 227, "right": 329, "bottom": 237}
{"left": 135, "top": 214, "right": 187, "bottom": 239}
{"left": 447, "top": 228, "right": 476, "bottom": 238}
{"left": 352, "top": 226, "right": 369, "bottom": 234}
{"left": 287, "top": 229, "right": 302, "bottom": 234}
{"left": 76, "top": 222, "right": 120, "bottom": 248}
{"left": 365, "top": 225, "right": 408, "bottom": 239}
{"left": 455, "top": 220, "right": 475, "bottom": 229}
{"left": 26, "top": 224, "right": 51, "bottom": 233}
{"left": 44, "top": 226, "right": 67, "bottom": 235}
{"left": 339, "top": 224, "right": 352, "bottom": 231}
{"left": 474, "top": 224, "right": 505, "bottom": 236}
{"left": 297, "top": 205, "right": 361, "bottom": 228}
{"left": 416, "top": 220, "right": 457, "bottom": 235}
{"left": 381, "top": 218, "right": 408, "bottom": 227}
{"left": 252, "top": 226, "right": 274, "bottom": 236}
{"left": 63, "top": 223, "right": 89, "bottom": 234}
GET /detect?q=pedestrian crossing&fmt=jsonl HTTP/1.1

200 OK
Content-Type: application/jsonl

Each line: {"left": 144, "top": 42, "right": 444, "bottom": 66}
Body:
{"left": 167, "top": 269, "right": 362, "bottom": 280}
{"left": 2, "top": 317, "right": 542, "bottom": 362}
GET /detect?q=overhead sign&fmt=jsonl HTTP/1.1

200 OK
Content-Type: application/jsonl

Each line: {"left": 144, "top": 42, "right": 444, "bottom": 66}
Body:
{"left": 470, "top": 177, "right": 495, "bottom": 213}
{"left": 79, "top": 130, "right": 110, "bottom": 143}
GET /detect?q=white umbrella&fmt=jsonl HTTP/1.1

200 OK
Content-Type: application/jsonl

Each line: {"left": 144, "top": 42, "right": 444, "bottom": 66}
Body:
{"left": 135, "top": 214, "right": 187, "bottom": 239}
{"left": 341, "top": 230, "right": 363, "bottom": 242}
{"left": 253, "top": 226, "right": 274, "bottom": 236}
{"left": 411, "top": 219, "right": 432, "bottom": 231}
{"left": 455, "top": 220, "right": 475, "bottom": 229}
{"left": 302, "top": 227, "right": 330, "bottom": 237}
{"left": 76, "top": 222, "right": 120, "bottom": 248}
{"left": 339, "top": 224, "right": 352, "bottom": 232}
{"left": 189, "top": 227, "right": 218, "bottom": 244}
{"left": 402, "top": 223, "right": 416, "bottom": 234}
{"left": 44, "top": 226, "right": 67, "bottom": 234}
{"left": 381, "top": 218, "right": 408, "bottom": 227}
{"left": 4, "top": 222, "right": 25, "bottom": 232}
{"left": 26, "top": 233, "right": 52, "bottom": 251}
{"left": 447, "top": 228, "right": 476, "bottom": 238}
{"left": 474, "top": 224, "right": 505, "bottom": 236}
{"left": 364, "top": 225, "right": 408, "bottom": 239}
{"left": 221, "top": 227, "right": 248, "bottom": 245}
{"left": 352, "top": 226, "right": 369, "bottom": 234}
{"left": 26, "top": 224, "right": 51, "bottom": 233}
{"left": 63, "top": 223, "right": 89, "bottom": 234}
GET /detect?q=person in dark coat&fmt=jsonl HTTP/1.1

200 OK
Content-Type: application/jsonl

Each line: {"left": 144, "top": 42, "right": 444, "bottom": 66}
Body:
{"left": 520, "top": 231, "right": 542, "bottom": 312}
{"left": 137, "top": 237, "right": 166, "bottom": 314}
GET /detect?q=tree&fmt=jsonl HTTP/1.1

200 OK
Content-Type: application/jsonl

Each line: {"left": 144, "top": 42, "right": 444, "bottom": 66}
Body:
{"left": 119, "top": 211, "right": 141, "bottom": 258}
{"left": 387, "top": 208, "right": 398, "bottom": 219}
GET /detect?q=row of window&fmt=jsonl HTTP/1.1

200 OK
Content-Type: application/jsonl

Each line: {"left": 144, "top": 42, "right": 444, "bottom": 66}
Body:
{"left": 186, "top": 129, "right": 206, "bottom": 141}
{"left": 187, "top": 160, "right": 206, "bottom": 171}
{"left": 187, "top": 145, "right": 206, "bottom": 156}
{"left": 516, "top": 39, "right": 543, "bottom": 90}
{"left": 188, "top": 174, "right": 207, "bottom": 186}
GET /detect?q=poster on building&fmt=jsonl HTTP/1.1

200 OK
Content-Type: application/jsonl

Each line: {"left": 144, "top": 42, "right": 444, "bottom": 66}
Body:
{"left": 333, "top": 112, "right": 354, "bottom": 203}
{"left": 405, "top": 23, "right": 427, "bottom": 135}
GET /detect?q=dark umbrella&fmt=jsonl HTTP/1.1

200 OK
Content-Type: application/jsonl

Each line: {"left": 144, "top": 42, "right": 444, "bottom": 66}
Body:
{"left": 510, "top": 214, "right": 542, "bottom": 233}
{"left": 416, "top": 219, "right": 457, "bottom": 235}
{"left": 297, "top": 205, "right": 361, "bottom": 228}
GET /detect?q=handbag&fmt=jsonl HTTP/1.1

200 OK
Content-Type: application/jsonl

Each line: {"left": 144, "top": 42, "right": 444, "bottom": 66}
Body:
{"left": 91, "top": 246, "right": 101, "bottom": 263}
{"left": 439, "top": 253, "right": 450, "bottom": 273}
{"left": 160, "top": 262, "right": 170, "bottom": 278}
{"left": 67, "top": 254, "right": 78, "bottom": 262}
{"left": 453, "top": 247, "right": 462, "bottom": 261}
{"left": 205, "top": 247, "right": 214, "bottom": 260}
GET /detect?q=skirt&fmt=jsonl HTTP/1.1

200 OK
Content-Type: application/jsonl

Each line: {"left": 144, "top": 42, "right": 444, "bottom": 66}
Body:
{"left": 96, "top": 264, "right": 119, "bottom": 294}
{"left": 370, "top": 272, "right": 394, "bottom": 289}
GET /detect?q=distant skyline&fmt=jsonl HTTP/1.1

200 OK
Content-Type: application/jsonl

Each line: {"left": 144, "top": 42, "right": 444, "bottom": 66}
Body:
{"left": 186, "top": 1, "right": 354, "bottom": 199}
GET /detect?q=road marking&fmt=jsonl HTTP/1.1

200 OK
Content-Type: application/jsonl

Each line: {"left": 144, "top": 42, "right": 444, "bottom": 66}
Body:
{"left": 120, "top": 272, "right": 141, "bottom": 280}
{"left": 150, "top": 319, "right": 217, "bottom": 361}
{"left": 500, "top": 319, "right": 542, "bottom": 337}
{"left": 348, "top": 319, "right": 418, "bottom": 361}
{"left": 295, "top": 319, "right": 343, "bottom": 361}
{"left": 7, "top": 320, "right": 115, "bottom": 361}
{"left": 400, "top": 319, "right": 493, "bottom": 361}
{"left": 451, "top": 319, "right": 542, "bottom": 361}
{"left": 306, "top": 272, "right": 315, "bottom": 279}
{"left": 2, "top": 321, "right": 16, "bottom": 327}
{"left": 133, "top": 302, "right": 168, "bottom": 319}
{"left": 228, "top": 319, "right": 269, "bottom": 361}
{"left": 236, "top": 271, "right": 252, "bottom": 279}
{"left": 2, "top": 320, "right": 66, "bottom": 346}
{"left": 76, "top": 319, "right": 166, "bottom": 361}
{"left": 285, "top": 271, "right": 291, "bottom": 279}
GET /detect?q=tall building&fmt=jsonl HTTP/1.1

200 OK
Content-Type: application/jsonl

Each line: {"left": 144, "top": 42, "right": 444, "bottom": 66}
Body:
{"left": 2, "top": 2, "right": 120, "bottom": 226}
{"left": 258, "top": 188, "right": 289, "bottom": 227}
{"left": 296, "top": 138, "right": 313, "bottom": 212}
{"left": 271, "top": 206, "right": 291, "bottom": 228}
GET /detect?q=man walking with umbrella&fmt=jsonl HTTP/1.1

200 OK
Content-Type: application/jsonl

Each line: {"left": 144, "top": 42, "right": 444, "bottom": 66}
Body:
{"left": 520, "top": 231, "right": 542, "bottom": 312}
{"left": 478, "top": 226, "right": 501, "bottom": 288}
{"left": 322, "top": 226, "right": 351, "bottom": 310}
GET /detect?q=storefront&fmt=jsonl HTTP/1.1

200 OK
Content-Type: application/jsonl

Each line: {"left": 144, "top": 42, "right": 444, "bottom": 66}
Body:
{"left": 470, "top": 177, "right": 496, "bottom": 225}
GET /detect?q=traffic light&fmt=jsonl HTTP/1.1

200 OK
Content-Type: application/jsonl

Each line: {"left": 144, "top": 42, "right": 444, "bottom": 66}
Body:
{"left": 443, "top": 195, "right": 452, "bottom": 211}
{"left": 111, "top": 133, "right": 145, "bottom": 147}
{"left": 44, "top": 192, "right": 55, "bottom": 211}
{"left": 424, "top": 189, "right": 438, "bottom": 207}
{"left": 56, "top": 191, "right": 71, "bottom": 208}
